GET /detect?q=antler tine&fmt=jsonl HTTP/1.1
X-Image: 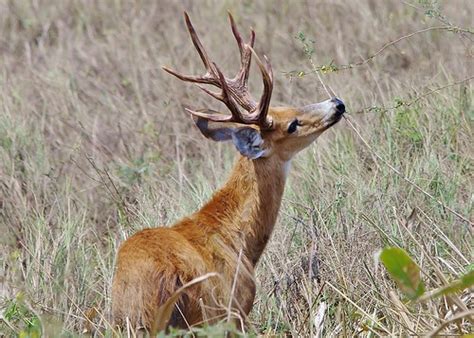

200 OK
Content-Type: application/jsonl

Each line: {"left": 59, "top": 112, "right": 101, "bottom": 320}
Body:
{"left": 162, "top": 66, "right": 217, "bottom": 85}
{"left": 213, "top": 63, "right": 247, "bottom": 122}
{"left": 161, "top": 13, "right": 223, "bottom": 88}
{"left": 185, "top": 108, "right": 233, "bottom": 122}
{"left": 186, "top": 63, "right": 248, "bottom": 124}
{"left": 242, "top": 30, "right": 256, "bottom": 85}
{"left": 195, "top": 84, "right": 222, "bottom": 102}
{"left": 249, "top": 48, "right": 273, "bottom": 128}
{"left": 194, "top": 76, "right": 239, "bottom": 116}
{"left": 228, "top": 13, "right": 244, "bottom": 55}
{"left": 163, "top": 13, "right": 274, "bottom": 130}
{"left": 228, "top": 13, "right": 256, "bottom": 87}
{"left": 184, "top": 12, "right": 215, "bottom": 74}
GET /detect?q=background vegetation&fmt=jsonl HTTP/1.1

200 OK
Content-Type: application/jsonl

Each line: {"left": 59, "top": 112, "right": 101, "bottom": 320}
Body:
{"left": 0, "top": 0, "right": 472, "bottom": 336}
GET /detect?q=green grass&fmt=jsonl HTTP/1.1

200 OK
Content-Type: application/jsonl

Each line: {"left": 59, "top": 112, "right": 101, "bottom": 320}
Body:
{"left": 1, "top": 0, "right": 472, "bottom": 336}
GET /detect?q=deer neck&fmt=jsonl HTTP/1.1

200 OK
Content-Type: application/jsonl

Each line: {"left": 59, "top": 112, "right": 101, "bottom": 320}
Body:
{"left": 198, "top": 155, "right": 289, "bottom": 266}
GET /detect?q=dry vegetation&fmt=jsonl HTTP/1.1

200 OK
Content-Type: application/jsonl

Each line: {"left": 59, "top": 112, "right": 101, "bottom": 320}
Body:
{"left": 0, "top": 0, "right": 472, "bottom": 336}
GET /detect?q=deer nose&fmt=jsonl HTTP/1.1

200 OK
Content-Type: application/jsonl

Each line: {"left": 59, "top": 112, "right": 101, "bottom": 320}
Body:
{"left": 331, "top": 97, "right": 345, "bottom": 115}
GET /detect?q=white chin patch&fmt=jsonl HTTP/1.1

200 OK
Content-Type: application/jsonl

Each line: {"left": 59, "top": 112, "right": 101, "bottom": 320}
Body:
{"left": 283, "top": 160, "right": 292, "bottom": 179}
{"left": 320, "top": 100, "right": 337, "bottom": 127}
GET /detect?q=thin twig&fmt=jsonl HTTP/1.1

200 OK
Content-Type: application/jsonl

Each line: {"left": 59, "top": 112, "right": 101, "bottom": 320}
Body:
{"left": 346, "top": 26, "right": 463, "bottom": 69}
{"left": 401, "top": 1, "right": 473, "bottom": 43}
{"left": 286, "top": 26, "right": 471, "bottom": 77}
{"left": 310, "top": 56, "right": 333, "bottom": 98}
{"left": 427, "top": 309, "right": 474, "bottom": 337}
{"left": 343, "top": 115, "right": 473, "bottom": 226}
{"left": 354, "top": 76, "right": 474, "bottom": 114}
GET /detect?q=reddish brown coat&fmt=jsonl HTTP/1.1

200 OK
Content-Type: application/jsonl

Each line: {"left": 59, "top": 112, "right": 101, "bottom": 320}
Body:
{"left": 112, "top": 12, "right": 345, "bottom": 333}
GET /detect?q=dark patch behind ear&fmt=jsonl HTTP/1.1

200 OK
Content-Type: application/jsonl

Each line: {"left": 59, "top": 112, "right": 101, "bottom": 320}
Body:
{"left": 194, "top": 117, "right": 233, "bottom": 141}
{"left": 194, "top": 118, "right": 266, "bottom": 159}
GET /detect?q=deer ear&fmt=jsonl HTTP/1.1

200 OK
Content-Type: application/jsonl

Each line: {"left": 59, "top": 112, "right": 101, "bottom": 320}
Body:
{"left": 231, "top": 127, "right": 266, "bottom": 159}
{"left": 194, "top": 117, "right": 234, "bottom": 141}
{"left": 194, "top": 117, "right": 266, "bottom": 159}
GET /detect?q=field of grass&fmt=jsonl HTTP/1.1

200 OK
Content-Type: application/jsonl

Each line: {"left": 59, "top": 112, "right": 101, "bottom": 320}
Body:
{"left": 0, "top": 0, "right": 472, "bottom": 336}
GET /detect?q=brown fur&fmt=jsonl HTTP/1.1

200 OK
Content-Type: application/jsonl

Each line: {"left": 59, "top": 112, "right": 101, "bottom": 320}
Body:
{"left": 112, "top": 105, "right": 342, "bottom": 331}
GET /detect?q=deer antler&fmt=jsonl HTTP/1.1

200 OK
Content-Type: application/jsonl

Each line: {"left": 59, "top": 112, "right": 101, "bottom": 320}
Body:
{"left": 162, "top": 12, "right": 274, "bottom": 130}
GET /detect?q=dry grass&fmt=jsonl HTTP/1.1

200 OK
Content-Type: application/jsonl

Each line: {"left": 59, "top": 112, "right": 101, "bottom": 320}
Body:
{"left": 0, "top": 0, "right": 472, "bottom": 336}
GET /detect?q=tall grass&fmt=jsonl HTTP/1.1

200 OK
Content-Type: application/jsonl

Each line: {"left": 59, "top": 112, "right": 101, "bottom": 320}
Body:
{"left": 0, "top": 0, "right": 472, "bottom": 336}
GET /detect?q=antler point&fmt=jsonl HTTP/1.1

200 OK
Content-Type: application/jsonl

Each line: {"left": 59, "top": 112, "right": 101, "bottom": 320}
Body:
{"left": 170, "top": 12, "right": 272, "bottom": 129}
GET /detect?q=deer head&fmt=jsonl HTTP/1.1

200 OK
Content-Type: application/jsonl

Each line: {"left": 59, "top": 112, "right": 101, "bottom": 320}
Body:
{"left": 163, "top": 12, "right": 345, "bottom": 162}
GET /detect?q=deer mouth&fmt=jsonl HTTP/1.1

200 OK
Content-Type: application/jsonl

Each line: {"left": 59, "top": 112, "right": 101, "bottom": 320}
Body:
{"left": 332, "top": 97, "right": 346, "bottom": 116}
{"left": 325, "top": 97, "right": 345, "bottom": 128}
{"left": 326, "top": 115, "right": 343, "bottom": 128}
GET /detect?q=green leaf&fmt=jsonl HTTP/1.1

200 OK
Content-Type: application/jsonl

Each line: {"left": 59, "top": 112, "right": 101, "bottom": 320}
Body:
{"left": 380, "top": 247, "right": 425, "bottom": 300}
{"left": 432, "top": 270, "right": 474, "bottom": 298}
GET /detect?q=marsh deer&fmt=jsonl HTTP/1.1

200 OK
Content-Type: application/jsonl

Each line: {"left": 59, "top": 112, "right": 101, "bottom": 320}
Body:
{"left": 112, "top": 12, "right": 345, "bottom": 333}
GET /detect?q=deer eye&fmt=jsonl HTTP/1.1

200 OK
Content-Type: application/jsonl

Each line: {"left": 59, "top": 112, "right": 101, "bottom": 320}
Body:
{"left": 287, "top": 119, "right": 300, "bottom": 134}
